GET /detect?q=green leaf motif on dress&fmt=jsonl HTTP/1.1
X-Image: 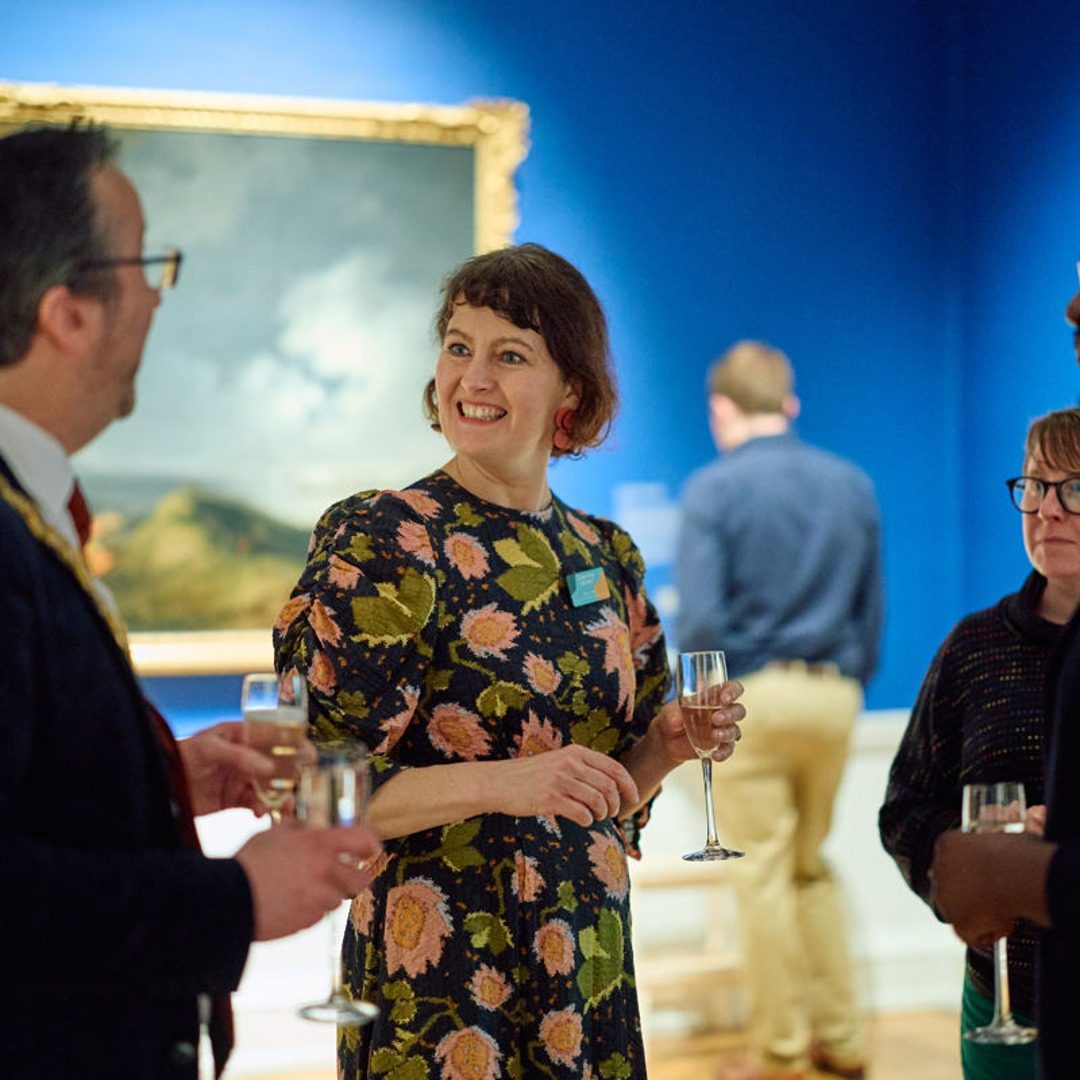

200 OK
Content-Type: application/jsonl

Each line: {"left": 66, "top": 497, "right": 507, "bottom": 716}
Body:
{"left": 556, "top": 879, "right": 579, "bottom": 912}
{"left": 599, "top": 1052, "right": 633, "bottom": 1079}
{"left": 557, "top": 652, "right": 589, "bottom": 679}
{"left": 344, "top": 532, "right": 376, "bottom": 563}
{"left": 464, "top": 911, "right": 512, "bottom": 956}
{"left": 454, "top": 502, "right": 485, "bottom": 527}
{"left": 494, "top": 526, "right": 561, "bottom": 613}
{"left": 505, "top": 1050, "right": 524, "bottom": 1080}
{"left": 350, "top": 567, "right": 435, "bottom": 645}
{"left": 577, "top": 908, "right": 626, "bottom": 1009}
{"left": 388, "top": 1058, "right": 429, "bottom": 1080}
{"left": 371, "top": 1047, "right": 430, "bottom": 1078}
{"left": 476, "top": 680, "right": 529, "bottom": 718}
{"left": 438, "top": 819, "right": 486, "bottom": 870}
{"left": 572, "top": 711, "right": 618, "bottom": 754}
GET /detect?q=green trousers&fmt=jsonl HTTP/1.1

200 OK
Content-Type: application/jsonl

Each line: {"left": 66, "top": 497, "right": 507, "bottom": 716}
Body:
{"left": 961, "top": 972, "right": 1037, "bottom": 1080}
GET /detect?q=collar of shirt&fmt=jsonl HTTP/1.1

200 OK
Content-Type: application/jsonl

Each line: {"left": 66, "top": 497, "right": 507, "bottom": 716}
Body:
{"left": 0, "top": 402, "right": 80, "bottom": 550}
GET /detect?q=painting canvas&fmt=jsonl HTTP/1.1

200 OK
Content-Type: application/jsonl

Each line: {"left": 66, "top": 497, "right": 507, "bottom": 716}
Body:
{"left": 0, "top": 83, "right": 528, "bottom": 672}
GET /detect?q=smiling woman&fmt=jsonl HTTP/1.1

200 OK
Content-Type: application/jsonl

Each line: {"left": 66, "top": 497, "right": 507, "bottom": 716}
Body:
{"left": 273, "top": 242, "right": 747, "bottom": 1080}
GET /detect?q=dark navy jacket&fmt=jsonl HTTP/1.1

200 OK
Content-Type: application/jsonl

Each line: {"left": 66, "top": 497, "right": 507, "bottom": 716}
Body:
{"left": 0, "top": 457, "right": 252, "bottom": 1078}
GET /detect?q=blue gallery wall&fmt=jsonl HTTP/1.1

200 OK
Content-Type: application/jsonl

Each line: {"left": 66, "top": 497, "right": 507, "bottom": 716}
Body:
{"left": 954, "top": 1, "right": 1080, "bottom": 606}
{"left": 4, "top": 0, "right": 1065, "bottom": 711}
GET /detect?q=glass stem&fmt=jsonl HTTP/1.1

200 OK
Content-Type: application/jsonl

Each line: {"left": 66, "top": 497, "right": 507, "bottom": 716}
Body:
{"left": 700, "top": 756, "right": 720, "bottom": 848}
{"left": 992, "top": 936, "right": 1014, "bottom": 1026}
{"left": 329, "top": 902, "right": 347, "bottom": 1001}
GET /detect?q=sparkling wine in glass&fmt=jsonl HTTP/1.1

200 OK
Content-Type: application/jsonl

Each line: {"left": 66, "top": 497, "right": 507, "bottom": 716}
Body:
{"left": 961, "top": 781, "right": 1037, "bottom": 1045}
{"left": 678, "top": 650, "right": 744, "bottom": 861}
{"left": 242, "top": 672, "right": 307, "bottom": 824}
{"left": 296, "top": 750, "right": 379, "bottom": 1027}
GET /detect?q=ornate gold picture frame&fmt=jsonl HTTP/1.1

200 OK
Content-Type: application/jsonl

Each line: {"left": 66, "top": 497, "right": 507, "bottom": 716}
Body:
{"left": 0, "top": 81, "right": 529, "bottom": 675}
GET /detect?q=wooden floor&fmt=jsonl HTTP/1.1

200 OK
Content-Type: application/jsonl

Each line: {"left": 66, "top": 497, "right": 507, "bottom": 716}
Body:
{"left": 251, "top": 1009, "right": 961, "bottom": 1079}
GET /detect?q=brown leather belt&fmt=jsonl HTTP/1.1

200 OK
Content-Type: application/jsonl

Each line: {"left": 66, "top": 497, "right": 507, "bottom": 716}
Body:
{"left": 767, "top": 659, "right": 841, "bottom": 677}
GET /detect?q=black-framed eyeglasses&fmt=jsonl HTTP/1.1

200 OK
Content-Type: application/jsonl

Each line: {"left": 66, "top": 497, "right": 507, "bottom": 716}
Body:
{"left": 76, "top": 248, "right": 182, "bottom": 291}
{"left": 1006, "top": 475, "right": 1080, "bottom": 515}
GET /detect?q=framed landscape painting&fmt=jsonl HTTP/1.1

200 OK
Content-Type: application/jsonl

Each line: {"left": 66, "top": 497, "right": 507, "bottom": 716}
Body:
{"left": 0, "top": 81, "right": 529, "bottom": 673}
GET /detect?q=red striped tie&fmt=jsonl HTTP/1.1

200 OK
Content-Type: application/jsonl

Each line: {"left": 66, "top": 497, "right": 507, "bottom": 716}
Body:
{"left": 67, "top": 480, "right": 92, "bottom": 547}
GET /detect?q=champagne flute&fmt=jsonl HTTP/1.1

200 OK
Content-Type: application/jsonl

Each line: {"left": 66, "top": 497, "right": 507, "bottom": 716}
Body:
{"left": 961, "top": 781, "right": 1037, "bottom": 1045}
{"left": 241, "top": 672, "right": 307, "bottom": 824}
{"left": 678, "top": 650, "right": 744, "bottom": 861}
{"left": 296, "top": 750, "right": 379, "bottom": 1027}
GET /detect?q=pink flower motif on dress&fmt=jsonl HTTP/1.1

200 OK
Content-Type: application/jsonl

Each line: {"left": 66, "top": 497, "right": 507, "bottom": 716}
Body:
{"left": 522, "top": 652, "right": 561, "bottom": 696}
{"left": 350, "top": 888, "right": 374, "bottom": 937}
{"left": 534, "top": 918, "right": 575, "bottom": 976}
{"left": 513, "top": 711, "right": 563, "bottom": 758}
{"left": 540, "top": 1006, "right": 584, "bottom": 1068}
{"left": 308, "top": 649, "right": 337, "bottom": 694}
{"left": 434, "top": 1026, "right": 502, "bottom": 1080}
{"left": 309, "top": 599, "right": 343, "bottom": 647}
{"left": 510, "top": 851, "right": 546, "bottom": 901}
{"left": 445, "top": 532, "right": 490, "bottom": 579}
{"left": 394, "top": 489, "right": 441, "bottom": 519}
{"left": 274, "top": 594, "right": 310, "bottom": 633}
{"left": 468, "top": 964, "right": 512, "bottom": 1011}
{"left": 584, "top": 606, "right": 634, "bottom": 716}
{"left": 374, "top": 685, "right": 418, "bottom": 753}
{"left": 429, "top": 704, "right": 492, "bottom": 760}
{"left": 327, "top": 554, "right": 361, "bottom": 589}
{"left": 567, "top": 511, "right": 600, "bottom": 545}
{"left": 396, "top": 519, "right": 435, "bottom": 565}
{"left": 384, "top": 878, "right": 453, "bottom": 978}
{"left": 587, "top": 831, "right": 629, "bottom": 899}
{"left": 624, "top": 583, "right": 661, "bottom": 669}
{"left": 461, "top": 603, "right": 520, "bottom": 660}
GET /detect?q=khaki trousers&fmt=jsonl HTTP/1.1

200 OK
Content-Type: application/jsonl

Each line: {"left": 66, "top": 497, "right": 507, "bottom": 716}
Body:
{"left": 714, "top": 663, "right": 866, "bottom": 1070}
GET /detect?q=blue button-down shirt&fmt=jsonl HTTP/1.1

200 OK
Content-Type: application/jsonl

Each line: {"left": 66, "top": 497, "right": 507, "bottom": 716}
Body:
{"left": 675, "top": 431, "right": 883, "bottom": 684}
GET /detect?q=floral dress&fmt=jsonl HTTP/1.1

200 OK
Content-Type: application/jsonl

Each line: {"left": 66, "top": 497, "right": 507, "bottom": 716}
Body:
{"left": 274, "top": 470, "right": 670, "bottom": 1080}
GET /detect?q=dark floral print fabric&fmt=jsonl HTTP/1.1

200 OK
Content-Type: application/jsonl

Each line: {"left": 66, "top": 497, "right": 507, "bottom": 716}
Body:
{"left": 274, "top": 470, "right": 670, "bottom": 1080}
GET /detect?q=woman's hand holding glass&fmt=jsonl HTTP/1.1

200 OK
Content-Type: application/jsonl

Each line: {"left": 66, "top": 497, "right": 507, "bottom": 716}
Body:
{"left": 678, "top": 650, "right": 745, "bottom": 862}
{"left": 650, "top": 682, "right": 745, "bottom": 767}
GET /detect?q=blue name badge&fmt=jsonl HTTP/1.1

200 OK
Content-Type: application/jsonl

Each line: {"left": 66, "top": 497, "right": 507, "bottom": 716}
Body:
{"left": 567, "top": 567, "right": 611, "bottom": 607}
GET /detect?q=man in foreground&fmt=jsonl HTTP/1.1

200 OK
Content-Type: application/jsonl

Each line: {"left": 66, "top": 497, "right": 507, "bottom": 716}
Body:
{"left": 0, "top": 122, "right": 379, "bottom": 1078}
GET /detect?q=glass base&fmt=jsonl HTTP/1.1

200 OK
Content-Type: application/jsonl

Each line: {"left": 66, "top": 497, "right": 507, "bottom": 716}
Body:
{"left": 298, "top": 995, "right": 379, "bottom": 1026}
{"left": 963, "top": 1020, "right": 1037, "bottom": 1045}
{"left": 683, "top": 844, "right": 745, "bottom": 861}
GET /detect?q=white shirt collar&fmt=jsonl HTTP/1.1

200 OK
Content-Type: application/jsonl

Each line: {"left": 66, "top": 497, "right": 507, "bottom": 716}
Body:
{"left": 0, "top": 402, "right": 80, "bottom": 549}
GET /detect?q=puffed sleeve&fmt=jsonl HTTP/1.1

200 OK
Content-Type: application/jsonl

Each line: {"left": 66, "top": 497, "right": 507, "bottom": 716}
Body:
{"left": 274, "top": 490, "right": 440, "bottom": 794}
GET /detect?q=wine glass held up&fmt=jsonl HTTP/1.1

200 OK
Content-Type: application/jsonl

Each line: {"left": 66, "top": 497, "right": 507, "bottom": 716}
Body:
{"left": 241, "top": 672, "right": 308, "bottom": 825}
{"left": 295, "top": 750, "right": 379, "bottom": 1027}
{"left": 961, "top": 781, "right": 1037, "bottom": 1046}
{"left": 678, "top": 650, "right": 744, "bottom": 862}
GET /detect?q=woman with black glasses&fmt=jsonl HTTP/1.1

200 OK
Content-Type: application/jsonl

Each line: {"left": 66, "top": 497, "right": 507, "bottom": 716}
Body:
{"left": 880, "top": 407, "right": 1080, "bottom": 1080}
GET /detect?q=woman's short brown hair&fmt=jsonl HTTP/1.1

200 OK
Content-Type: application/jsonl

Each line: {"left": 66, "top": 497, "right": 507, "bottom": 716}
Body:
{"left": 422, "top": 242, "right": 617, "bottom": 456}
{"left": 1026, "top": 408, "right": 1080, "bottom": 472}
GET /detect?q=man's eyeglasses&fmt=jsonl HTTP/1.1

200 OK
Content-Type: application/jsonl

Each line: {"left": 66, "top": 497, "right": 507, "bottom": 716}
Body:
{"left": 76, "top": 248, "right": 182, "bottom": 292}
{"left": 1006, "top": 475, "right": 1080, "bottom": 515}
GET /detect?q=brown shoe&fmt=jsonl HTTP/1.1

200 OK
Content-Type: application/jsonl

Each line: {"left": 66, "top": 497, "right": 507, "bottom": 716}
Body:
{"left": 809, "top": 1043, "right": 866, "bottom": 1080}
{"left": 715, "top": 1057, "right": 807, "bottom": 1080}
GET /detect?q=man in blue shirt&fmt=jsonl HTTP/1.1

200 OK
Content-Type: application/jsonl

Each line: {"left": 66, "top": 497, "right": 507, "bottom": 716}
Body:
{"left": 676, "top": 340, "right": 883, "bottom": 1080}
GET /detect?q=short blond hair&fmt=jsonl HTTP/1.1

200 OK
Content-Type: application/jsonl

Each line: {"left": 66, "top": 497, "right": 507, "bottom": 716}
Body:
{"left": 1025, "top": 407, "right": 1080, "bottom": 471}
{"left": 707, "top": 340, "right": 793, "bottom": 414}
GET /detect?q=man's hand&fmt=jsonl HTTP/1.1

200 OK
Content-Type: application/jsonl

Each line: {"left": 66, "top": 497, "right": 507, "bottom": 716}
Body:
{"left": 931, "top": 829, "right": 1054, "bottom": 948}
{"left": 179, "top": 720, "right": 313, "bottom": 817}
{"left": 235, "top": 821, "right": 381, "bottom": 941}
